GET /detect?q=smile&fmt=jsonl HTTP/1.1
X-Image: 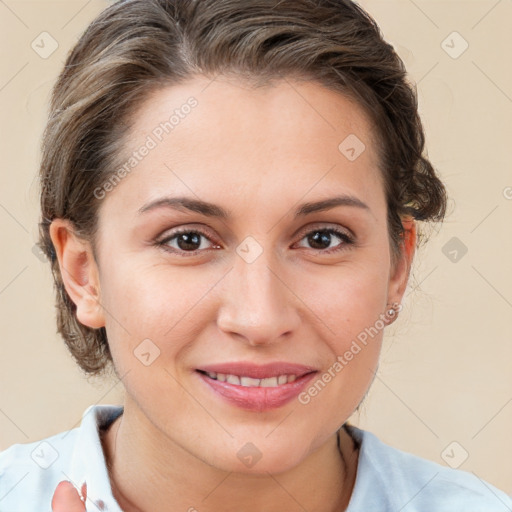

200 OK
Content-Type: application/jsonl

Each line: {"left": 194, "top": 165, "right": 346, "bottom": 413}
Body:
{"left": 195, "top": 366, "right": 317, "bottom": 411}
{"left": 200, "top": 371, "right": 298, "bottom": 387}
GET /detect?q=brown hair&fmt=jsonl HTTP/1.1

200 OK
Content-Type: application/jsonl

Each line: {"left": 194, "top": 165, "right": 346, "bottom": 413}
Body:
{"left": 38, "top": 0, "right": 447, "bottom": 377}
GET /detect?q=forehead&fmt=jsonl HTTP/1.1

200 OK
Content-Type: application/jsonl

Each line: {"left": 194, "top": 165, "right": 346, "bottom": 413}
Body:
{"left": 103, "top": 75, "right": 384, "bottom": 218}
{"left": 129, "top": 74, "right": 379, "bottom": 157}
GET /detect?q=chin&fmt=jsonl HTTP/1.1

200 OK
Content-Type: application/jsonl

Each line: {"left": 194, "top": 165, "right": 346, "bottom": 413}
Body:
{"left": 200, "top": 438, "right": 310, "bottom": 476}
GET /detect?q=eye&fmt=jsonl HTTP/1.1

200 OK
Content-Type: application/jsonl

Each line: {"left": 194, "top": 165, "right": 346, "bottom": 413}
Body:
{"left": 295, "top": 227, "right": 355, "bottom": 253}
{"left": 155, "top": 225, "right": 355, "bottom": 257}
{"left": 156, "top": 228, "right": 220, "bottom": 256}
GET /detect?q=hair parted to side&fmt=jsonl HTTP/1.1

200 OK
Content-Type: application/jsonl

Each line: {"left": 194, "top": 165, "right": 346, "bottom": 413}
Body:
{"left": 38, "top": 0, "right": 447, "bottom": 377}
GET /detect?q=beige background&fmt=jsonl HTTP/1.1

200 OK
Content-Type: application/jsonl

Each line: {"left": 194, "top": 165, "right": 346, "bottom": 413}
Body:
{"left": 1, "top": 0, "right": 511, "bottom": 496}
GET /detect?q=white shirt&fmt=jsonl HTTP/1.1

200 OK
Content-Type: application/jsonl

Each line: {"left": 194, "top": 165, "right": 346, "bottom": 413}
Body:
{"left": 0, "top": 404, "right": 510, "bottom": 511}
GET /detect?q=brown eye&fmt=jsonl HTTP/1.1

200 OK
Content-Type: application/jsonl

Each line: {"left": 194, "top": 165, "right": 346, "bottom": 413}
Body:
{"left": 296, "top": 228, "right": 354, "bottom": 253}
{"left": 173, "top": 232, "right": 202, "bottom": 251}
{"left": 157, "top": 228, "right": 220, "bottom": 256}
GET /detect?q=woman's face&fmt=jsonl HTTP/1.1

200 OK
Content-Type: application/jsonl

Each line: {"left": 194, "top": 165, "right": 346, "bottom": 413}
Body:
{"left": 63, "top": 75, "right": 413, "bottom": 473}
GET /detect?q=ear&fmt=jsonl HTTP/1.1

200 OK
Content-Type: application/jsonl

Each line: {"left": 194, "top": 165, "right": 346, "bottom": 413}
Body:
{"left": 49, "top": 219, "right": 106, "bottom": 329}
{"left": 387, "top": 217, "right": 416, "bottom": 307}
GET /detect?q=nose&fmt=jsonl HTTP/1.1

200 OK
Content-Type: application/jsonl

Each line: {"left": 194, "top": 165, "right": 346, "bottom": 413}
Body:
{"left": 216, "top": 249, "right": 301, "bottom": 346}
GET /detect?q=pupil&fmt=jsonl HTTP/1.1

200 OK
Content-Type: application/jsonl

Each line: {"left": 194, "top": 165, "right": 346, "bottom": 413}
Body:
{"left": 309, "top": 231, "right": 331, "bottom": 249}
{"left": 177, "top": 232, "right": 200, "bottom": 251}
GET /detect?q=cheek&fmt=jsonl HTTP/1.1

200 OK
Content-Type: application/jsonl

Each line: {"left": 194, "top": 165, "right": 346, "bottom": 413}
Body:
{"left": 295, "top": 259, "right": 390, "bottom": 341}
{"left": 294, "top": 266, "right": 388, "bottom": 428}
{"left": 98, "top": 261, "right": 216, "bottom": 366}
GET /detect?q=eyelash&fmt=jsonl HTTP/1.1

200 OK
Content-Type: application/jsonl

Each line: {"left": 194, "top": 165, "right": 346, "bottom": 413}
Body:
{"left": 155, "top": 226, "right": 355, "bottom": 257}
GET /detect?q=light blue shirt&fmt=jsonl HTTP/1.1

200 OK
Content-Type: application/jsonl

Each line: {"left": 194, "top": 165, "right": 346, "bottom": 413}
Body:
{"left": 0, "top": 404, "right": 510, "bottom": 511}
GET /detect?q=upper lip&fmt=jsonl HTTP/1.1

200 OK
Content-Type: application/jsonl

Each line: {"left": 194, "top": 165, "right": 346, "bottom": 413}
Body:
{"left": 196, "top": 362, "right": 317, "bottom": 380}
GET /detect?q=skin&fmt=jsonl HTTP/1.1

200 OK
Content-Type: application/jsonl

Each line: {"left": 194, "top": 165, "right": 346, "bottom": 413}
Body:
{"left": 50, "top": 75, "right": 415, "bottom": 511}
{"left": 52, "top": 481, "right": 86, "bottom": 511}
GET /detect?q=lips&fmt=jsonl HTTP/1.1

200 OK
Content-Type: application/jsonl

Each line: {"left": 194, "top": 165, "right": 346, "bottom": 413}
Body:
{"left": 195, "top": 361, "right": 318, "bottom": 411}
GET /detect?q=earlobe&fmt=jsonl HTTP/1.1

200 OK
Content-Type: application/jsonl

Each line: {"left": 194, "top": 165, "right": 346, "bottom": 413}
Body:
{"left": 49, "top": 219, "right": 105, "bottom": 329}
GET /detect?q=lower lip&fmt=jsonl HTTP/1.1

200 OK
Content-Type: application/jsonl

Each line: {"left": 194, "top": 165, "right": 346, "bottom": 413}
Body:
{"left": 196, "top": 371, "right": 317, "bottom": 411}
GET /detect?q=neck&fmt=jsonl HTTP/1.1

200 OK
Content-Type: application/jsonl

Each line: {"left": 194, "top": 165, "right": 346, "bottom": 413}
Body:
{"left": 101, "top": 401, "right": 359, "bottom": 512}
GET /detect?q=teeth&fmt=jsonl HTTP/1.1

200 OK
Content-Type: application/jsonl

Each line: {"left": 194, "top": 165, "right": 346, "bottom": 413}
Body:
{"left": 240, "top": 376, "right": 261, "bottom": 387}
{"left": 226, "top": 374, "right": 240, "bottom": 385}
{"left": 277, "top": 375, "right": 288, "bottom": 385}
{"left": 260, "top": 377, "right": 278, "bottom": 387}
{"left": 203, "top": 371, "right": 300, "bottom": 387}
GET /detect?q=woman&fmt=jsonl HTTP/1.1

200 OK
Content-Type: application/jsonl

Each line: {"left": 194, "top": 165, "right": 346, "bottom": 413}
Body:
{"left": 0, "top": 0, "right": 510, "bottom": 510}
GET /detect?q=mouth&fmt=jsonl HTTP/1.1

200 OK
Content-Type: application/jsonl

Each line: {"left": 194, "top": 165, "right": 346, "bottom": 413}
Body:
{"left": 197, "top": 370, "right": 300, "bottom": 387}
{"left": 194, "top": 362, "right": 318, "bottom": 411}
{"left": 196, "top": 361, "right": 317, "bottom": 380}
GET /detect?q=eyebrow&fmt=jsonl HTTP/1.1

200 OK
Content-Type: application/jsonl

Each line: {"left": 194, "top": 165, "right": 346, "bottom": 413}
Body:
{"left": 138, "top": 194, "right": 370, "bottom": 219}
